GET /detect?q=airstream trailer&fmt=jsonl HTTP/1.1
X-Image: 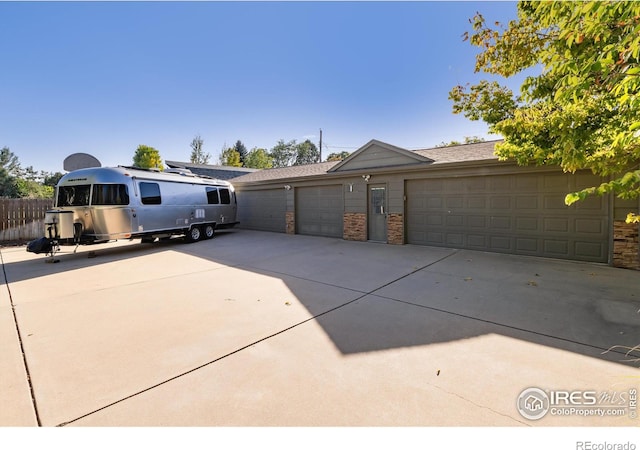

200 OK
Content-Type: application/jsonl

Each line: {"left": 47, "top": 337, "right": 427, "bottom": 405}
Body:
{"left": 39, "top": 166, "right": 238, "bottom": 249}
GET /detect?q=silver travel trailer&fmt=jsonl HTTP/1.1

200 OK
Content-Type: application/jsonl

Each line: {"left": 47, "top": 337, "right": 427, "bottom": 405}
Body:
{"left": 40, "top": 166, "right": 238, "bottom": 248}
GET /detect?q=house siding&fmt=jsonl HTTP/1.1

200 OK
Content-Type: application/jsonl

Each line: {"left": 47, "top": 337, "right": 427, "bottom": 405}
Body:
{"left": 232, "top": 140, "right": 639, "bottom": 269}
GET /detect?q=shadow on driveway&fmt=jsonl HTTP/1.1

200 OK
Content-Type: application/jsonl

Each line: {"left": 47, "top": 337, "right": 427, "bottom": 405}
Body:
{"left": 4, "top": 229, "right": 639, "bottom": 365}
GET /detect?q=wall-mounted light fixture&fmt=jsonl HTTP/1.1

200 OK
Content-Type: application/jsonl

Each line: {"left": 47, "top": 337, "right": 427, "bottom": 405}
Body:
{"left": 362, "top": 174, "right": 370, "bottom": 182}
{"left": 284, "top": 185, "right": 292, "bottom": 190}
{"left": 348, "top": 183, "right": 354, "bottom": 192}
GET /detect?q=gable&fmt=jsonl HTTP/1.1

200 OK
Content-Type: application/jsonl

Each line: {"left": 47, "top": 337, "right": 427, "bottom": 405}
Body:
{"left": 328, "top": 139, "right": 432, "bottom": 172}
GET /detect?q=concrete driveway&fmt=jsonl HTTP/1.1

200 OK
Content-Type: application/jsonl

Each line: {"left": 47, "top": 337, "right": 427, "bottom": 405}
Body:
{"left": 1, "top": 229, "right": 639, "bottom": 427}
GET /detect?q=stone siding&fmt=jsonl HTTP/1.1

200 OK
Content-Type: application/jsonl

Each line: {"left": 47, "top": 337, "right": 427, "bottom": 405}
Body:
{"left": 286, "top": 212, "right": 295, "bottom": 235}
{"left": 613, "top": 221, "right": 639, "bottom": 270}
{"left": 387, "top": 213, "right": 404, "bottom": 245}
{"left": 343, "top": 213, "right": 367, "bottom": 241}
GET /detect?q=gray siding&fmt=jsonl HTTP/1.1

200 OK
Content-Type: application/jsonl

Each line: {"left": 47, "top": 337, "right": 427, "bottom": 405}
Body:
{"left": 335, "top": 145, "right": 422, "bottom": 171}
{"left": 406, "top": 171, "right": 609, "bottom": 262}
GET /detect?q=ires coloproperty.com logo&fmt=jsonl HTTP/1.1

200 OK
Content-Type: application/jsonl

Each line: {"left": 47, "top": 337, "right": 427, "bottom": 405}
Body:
{"left": 517, "top": 387, "right": 638, "bottom": 421}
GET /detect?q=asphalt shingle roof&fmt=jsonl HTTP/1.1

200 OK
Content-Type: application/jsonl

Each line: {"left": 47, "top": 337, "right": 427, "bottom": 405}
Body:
{"left": 230, "top": 140, "right": 502, "bottom": 184}
{"left": 413, "top": 139, "right": 500, "bottom": 164}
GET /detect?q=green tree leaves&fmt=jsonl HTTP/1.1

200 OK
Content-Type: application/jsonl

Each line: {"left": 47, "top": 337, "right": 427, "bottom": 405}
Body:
{"left": 244, "top": 148, "right": 273, "bottom": 169}
{"left": 133, "top": 145, "right": 163, "bottom": 170}
{"left": 451, "top": 1, "right": 640, "bottom": 222}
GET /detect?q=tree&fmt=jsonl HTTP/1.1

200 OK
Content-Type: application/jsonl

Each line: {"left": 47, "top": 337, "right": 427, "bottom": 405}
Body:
{"left": 294, "top": 139, "right": 320, "bottom": 166}
{"left": 233, "top": 140, "right": 248, "bottom": 166}
{"left": 326, "top": 151, "right": 351, "bottom": 162}
{"left": 13, "top": 178, "right": 53, "bottom": 199}
{"left": 133, "top": 145, "right": 163, "bottom": 170}
{"left": 244, "top": 147, "right": 273, "bottom": 169}
{"left": 270, "top": 139, "right": 297, "bottom": 168}
{"left": 0, "top": 147, "right": 55, "bottom": 198}
{"left": 436, "top": 136, "right": 486, "bottom": 147}
{"left": 449, "top": 1, "right": 640, "bottom": 222}
{"left": 0, "top": 147, "right": 21, "bottom": 197}
{"left": 190, "top": 135, "right": 210, "bottom": 165}
{"left": 219, "top": 146, "right": 242, "bottom": 167}
{"left": 43, "top": 171, "right": 65, "bottom": 187}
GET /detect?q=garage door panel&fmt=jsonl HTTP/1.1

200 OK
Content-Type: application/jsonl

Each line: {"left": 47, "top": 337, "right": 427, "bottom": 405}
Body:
{"left": 516, "top": 217, "right": 539, "bottom": 231}
{"left": 575, "top": 218, "right": 603, "bottom": 234}
{"left": 406, "top": 173, "right": 608, "bottom": 262}
{"left": 296, "top": 186, "right": 343, "bottom": 238}
{"left": 468, "top": 234, "right": 488, "bottom": 248}
{"left": 516, "top": 238, "right": 539, "bottom": 252}
{"left": 237, "top": 189, "right": 286, "bottom": 232}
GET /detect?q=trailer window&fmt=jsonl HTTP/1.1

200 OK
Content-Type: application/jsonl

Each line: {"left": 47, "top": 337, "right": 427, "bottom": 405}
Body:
{"left": 219, "top": 188, "right": 231, "bottom": 204}
{"left": 92, "top": 184, "right": 130, "bottom": 205}
{"left": 140, "top": 182, "right": 161, "bottom": 205}
{"left": 206, "top": 187, "right": 220, "bottom": 204}
{"left": 57, "top": 185, "right": 91, "bottom": 207}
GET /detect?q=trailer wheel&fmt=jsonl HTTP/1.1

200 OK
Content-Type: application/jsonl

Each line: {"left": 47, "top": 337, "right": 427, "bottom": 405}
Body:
{"left": 186, "top": 226, "right": 202, "bottom": 243}
{"left": 204, "top": 224, "right": 215, "bottom": 239}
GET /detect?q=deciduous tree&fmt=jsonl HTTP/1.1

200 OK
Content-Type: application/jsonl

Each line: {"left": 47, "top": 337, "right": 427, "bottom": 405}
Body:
{"left": 270, "top": 139, "right": 297, "bottom": 168}
{"left": 294, "top": 139, "right": 320, "bottom": 166}
{"left": 244, "top": 147, "right": 273, "bottom": 169}
{"left": 219, "top": 146, "right": 242, "bottom": 167}
{"left": 190, "top": 135, "right": 210, "bottom": 165}
{"left": 133, "top": 145, "right": 163, "bottom": 170}
{"left": 326, "top": 151, "right": 351, "bottom": 162}
{"left": 449, "top": 1, "right": 640, "bottom": 222}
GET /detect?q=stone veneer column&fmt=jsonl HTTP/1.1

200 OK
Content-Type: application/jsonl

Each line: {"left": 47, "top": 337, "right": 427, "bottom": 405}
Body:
{"left": 343, "top": 213, "right": 367, "bottom": 241}
{"left": 285, "top": 212, "right": 295, "bottom": 235}
{"left": 613, "top": 221, "right": 639, "bottom": 270}
{"left": 387, "top": 213, "right": 404, "bottom": 245}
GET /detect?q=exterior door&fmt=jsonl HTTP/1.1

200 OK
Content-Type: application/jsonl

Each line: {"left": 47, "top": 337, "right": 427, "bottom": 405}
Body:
{"left": 368, "top": 184, "right": 387, "bottom": 242}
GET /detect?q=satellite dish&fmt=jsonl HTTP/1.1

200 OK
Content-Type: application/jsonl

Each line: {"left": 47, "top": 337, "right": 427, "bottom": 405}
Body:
{"left": 64, "top": 153, "right": 101, "bottom": 171}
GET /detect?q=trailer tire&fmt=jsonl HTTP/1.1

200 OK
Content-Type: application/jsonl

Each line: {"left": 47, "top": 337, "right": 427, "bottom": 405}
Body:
{"left": 185, "top": 226, "right": 202, "bottom": 243}
{"left": 204, "top": 224, "right": 215, "bottom": 239}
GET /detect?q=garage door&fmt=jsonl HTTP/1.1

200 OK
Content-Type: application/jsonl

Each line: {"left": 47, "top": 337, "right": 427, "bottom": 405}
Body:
{"left": 237, "top": 189, "right": 286, "bottom": 232}
{"left": 296, "top": 185, "right": 344, "bottom": 238}
{"left": 406, "top": 172, "right": 609, "bottom": 262}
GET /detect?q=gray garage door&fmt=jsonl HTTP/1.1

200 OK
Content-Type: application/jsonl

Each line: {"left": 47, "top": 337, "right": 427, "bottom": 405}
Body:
{"left": 406, "top": 172, "right": 609, "bottom": 262}
{"left": 296, "top": 185, "right": 344, "bottom": 238}
{"left": 237, "top": 189, "right": 286, "bottom": 232}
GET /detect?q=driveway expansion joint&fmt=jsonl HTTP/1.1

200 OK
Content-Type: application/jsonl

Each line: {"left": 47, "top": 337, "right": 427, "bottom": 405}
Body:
{"left": 0, "top": 249, "right": 42, "bottom": 426}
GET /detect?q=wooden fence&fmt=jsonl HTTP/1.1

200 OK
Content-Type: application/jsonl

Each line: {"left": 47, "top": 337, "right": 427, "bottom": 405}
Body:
{"left": 0, "top": 198, "right": 54, "bottom": 243}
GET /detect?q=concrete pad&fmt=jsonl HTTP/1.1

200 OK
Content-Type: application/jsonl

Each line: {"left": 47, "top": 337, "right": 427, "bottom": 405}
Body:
{"left": 2, "top": 230, "right": 639, "bottom": 428}
{"left": 375, "top": 249, "right": 640, "bottom": 359}
{"left": 189, "top": 231, "right": 457, "bottom": 292}
{"left": 0, "top": 297, "right": 37, "bottom": 426}
{"left": 70, "top": 296, "right": 638, "bottom": 426}
{"left": 10, "top": 247, "right": 361, "bottom": 425}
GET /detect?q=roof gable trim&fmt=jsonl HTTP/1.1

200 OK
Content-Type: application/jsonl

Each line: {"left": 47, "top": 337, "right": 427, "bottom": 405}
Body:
{"left": 328, "top": 139, "right": 432, "bottom": 172}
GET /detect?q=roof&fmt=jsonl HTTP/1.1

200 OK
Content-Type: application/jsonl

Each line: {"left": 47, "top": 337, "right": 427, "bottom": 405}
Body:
{"left": 231, "top": 139, "right": 503, "bottom": 184}
{"left": 413, "top": 139, "right": 500, "bottom": 163}
{"left": 231, "top": 161, "right": 340, "bottom": 183}
{"left": 165, "top": 161, "right": 259, "bottom": 181}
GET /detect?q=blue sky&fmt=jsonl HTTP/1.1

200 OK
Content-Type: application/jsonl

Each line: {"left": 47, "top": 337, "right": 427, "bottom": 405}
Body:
{"left": 1, "top": 1, "right": 522, "bottom": 173}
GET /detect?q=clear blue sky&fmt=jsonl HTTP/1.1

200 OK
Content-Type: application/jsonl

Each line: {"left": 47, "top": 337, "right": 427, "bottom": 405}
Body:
{"left": 1, "top": 1, "right": 522, "bottom": 173}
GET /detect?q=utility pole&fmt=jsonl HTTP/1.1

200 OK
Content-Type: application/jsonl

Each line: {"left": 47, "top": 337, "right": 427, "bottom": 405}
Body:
{"left": 319, "top": 128, "right": 323, "bottom": 163}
